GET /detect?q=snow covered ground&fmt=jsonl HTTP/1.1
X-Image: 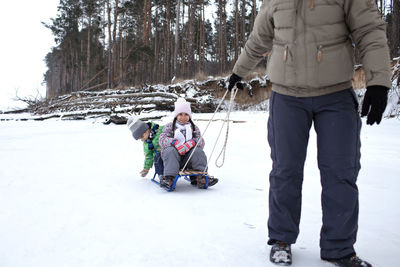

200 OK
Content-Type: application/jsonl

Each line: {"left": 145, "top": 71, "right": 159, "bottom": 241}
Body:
{"left": 0, "top": 111, "right": 399, "bottom": 267}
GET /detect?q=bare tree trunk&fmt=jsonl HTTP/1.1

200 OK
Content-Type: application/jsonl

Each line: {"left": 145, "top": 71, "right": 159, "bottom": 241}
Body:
{"left": 251, "top": 0, "right": 257, "bottom": 31}
{"left": 112, "top": 0, "right": 119, "bottom": 87}
{"left": 119, "top": 15, "right": 124, "bottom": 85}
{"left": 241, "top": 0, "right": 246, "bottom": 46}
{"left": 199, "top": 1, "right": 205, "bottom": 74}
{"left": 143, "top": 0, "right": 148, "bottom": 44}
{"left": 235, "top": 0, "right": 239, "bottom": 62}
{"left": 174, "top": 0, "right": 181, "bottom": 78}
{"left": 76, "top": 45, "right": 81, "bottom": 91}
{"left": 218, "top": 0, "right": 222, "bottom": 74}
{"left": 143, "top": 0, "right": 152, "bottom": 84}
{"left": 103, "top": 1, "right": 107, "bottom": 59}
{"left": 393, "top": 0, "right": 400, "bottom": 57}
{"left": 107, "top": 0, "right": 113, "bottom": 88}
{"left": 153, "top": 8, "right": 159, "bottom": 83}
{"left": 182, "top": 1, "right": 186, "bottom": 77}
{"left": 165, "top": 0, "right": 171, "bottom": 82}
{"left": 86, "top": 16, "right": 91, "bottom": 83}
{"left": 80, "top": 40, "right": 84, "bottom": 90}
{"left": 69, "top": 40, "right": 74, "bottom": 93}
{"left": 188, "top": 0, "right": 195, "bottom": 76}
{"left": 143, "top": 0, "right": 151, "bottom": 46}
{"left": 222, "top": 0, "right": 227, "bottom": 73}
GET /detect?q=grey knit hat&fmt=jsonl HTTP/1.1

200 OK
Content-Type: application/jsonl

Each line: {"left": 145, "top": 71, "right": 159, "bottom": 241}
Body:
{"left": 127, "top": 117, "right": 149, "bottom": 140}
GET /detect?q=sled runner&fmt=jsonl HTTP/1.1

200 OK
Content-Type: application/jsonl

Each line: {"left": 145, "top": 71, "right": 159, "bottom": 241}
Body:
{"left": 151, "top": 170, "right": 210, "bottom": 192}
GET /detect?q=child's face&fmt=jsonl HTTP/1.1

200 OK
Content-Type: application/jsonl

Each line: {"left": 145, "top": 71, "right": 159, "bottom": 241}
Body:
{"left": 140, "top": 129, "right": 150, "bottom": 141}
{"left": 177, "top": 113, "right": 190, "bottom": 124}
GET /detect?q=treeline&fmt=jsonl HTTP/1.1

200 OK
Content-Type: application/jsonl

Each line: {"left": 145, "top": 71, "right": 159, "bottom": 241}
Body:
{"left": 44, "top": 0, "right": 400, "bottom": 99}
{"left": 44, "top": 0, "right": 259, "bottom": 98}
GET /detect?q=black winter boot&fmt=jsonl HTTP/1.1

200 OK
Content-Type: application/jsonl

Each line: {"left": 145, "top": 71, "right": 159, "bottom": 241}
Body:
{"left": 269, "top": 241, "right": 292, "bottom": 266}
{"left": 323, "top": 254, "right": 372, "bottom": 267}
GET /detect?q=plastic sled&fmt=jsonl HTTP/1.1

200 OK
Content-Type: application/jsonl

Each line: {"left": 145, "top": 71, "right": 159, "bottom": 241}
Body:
{"left": 151, "top": 170, "right": 210, "bottom": 192}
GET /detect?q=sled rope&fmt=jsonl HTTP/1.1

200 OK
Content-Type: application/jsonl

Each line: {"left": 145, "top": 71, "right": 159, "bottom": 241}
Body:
{"left": 181, "top": 88, "right": 232, "bottom": 172}
{"left": 181, "top": 87, "right": 238, "bottom": 173}
{"left": 210, "top": 87, "right": 238, "bottom": 169}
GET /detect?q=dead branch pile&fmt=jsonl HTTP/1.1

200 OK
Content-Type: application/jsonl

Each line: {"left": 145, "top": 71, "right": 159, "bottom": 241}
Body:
{"left": 0, "top": 75, "right": 278, "bottom": 123}
{"left": 11, "top": 82, "right": 222, "bottom": 119}
{"left": 2, "top": 76, "right": 273, "bottom": 122}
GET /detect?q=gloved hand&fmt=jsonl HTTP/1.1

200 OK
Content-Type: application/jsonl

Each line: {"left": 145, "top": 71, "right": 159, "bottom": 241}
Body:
{"left": 140, "top": 169, "right": 149, "bottom": 177}
{"left": 172, "top": 140, "right": 188, "bottom": 155}
{"left": 361, "top": 85, "right": 389, "bottom": 125}
{"left": 183, "top": 139, "right": 196, "bottom": 151}
{"left": 227, "top": 73, "right": 244, "bottom": 91}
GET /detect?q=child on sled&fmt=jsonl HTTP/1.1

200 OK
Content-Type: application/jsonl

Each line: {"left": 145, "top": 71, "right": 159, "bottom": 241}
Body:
{"left": 127, "top": 117, "right": 164, "bottom": 178}
{"left": 159, "top": 97, "right": 218, "bottom": 190}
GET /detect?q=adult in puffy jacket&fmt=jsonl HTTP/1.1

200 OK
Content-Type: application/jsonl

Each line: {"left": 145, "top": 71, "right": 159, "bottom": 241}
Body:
{"left": 228, "top": 0, "right": 391, "bottom": 266}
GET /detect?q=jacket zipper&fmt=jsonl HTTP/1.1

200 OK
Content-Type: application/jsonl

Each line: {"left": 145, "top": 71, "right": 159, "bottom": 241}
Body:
{"left": 284, "top": 45, "right": 289, "bottom": 62}
{"left": 271, "top": 41, "right": 289, "bottom": 63}
{"left": 317, "top": 39, "right": 349, "bottom": 63}
{"left": 317, "top": 45, "right": 323, "bottom": 62}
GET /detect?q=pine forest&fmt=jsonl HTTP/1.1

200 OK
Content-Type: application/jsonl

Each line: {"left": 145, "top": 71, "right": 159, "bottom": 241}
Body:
{"left": 43, "top": 0, "right": 400, "bottom": 99}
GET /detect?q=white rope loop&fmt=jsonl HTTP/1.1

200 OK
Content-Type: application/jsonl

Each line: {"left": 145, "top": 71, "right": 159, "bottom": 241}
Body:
{"left": 214, "top": 88, "right": 238, "bottom": 168}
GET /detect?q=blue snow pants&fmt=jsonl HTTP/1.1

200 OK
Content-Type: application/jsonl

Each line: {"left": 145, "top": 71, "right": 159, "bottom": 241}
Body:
{"left": 154, "top": 152, "right": 164, "bottom": 176}
{"left": 267, "top": 89, "right": 362, "bottom": 260}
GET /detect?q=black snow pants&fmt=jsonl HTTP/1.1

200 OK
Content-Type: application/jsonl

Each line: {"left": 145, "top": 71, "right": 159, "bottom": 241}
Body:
{"left": 267, "top": 89, "right": 362, "bottom": 259}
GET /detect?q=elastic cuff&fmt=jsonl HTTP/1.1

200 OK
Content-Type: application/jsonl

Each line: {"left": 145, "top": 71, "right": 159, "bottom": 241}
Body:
{"left": 267, "top": 239, "right": 293, "bottom": 245}
{"left": 321, "top": 252, "right": 356, "bottom": 261}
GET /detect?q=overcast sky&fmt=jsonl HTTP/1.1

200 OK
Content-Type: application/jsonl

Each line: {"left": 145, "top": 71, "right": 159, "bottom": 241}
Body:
{"left": 0, "top": 2, "right": 234, "bottom": 111}
{"left": 0, "top": 1, "right": 59, "bottom": 111}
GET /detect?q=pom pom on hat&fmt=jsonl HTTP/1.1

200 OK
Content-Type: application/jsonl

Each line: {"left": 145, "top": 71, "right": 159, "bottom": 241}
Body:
{"left": 173, "top": 97, "right": 192, "bottom": 118}
{"left": 127, "top": 116, "right": 149, "bottom": 140}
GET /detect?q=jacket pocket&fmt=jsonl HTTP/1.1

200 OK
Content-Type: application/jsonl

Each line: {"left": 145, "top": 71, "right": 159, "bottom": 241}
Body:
{"left": 315, "top": 40, "right": 355, "bottom": 87}
{"left": 266, "top": 42, "right": 295, "bottom": 86}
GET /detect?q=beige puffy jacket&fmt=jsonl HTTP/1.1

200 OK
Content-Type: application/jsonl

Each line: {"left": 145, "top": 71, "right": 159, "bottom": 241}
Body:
{"left": 233, "top": 0, "right": 392, "bottom": 97}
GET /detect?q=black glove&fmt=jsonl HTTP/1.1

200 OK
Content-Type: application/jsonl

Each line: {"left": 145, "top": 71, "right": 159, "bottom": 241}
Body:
{"left": 227, "top": 73, "right": 243, "bottom": 91}
{"left": 361, "top": 85, "right": 389, "bottom": 125}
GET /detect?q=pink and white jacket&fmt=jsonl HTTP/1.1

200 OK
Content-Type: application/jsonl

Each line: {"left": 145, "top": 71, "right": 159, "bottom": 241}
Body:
{"left": 159, "top": 122, "right": 205, "bottom": 156}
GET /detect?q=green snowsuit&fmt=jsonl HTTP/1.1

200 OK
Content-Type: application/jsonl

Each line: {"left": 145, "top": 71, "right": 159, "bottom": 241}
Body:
{"left": 142, "top": 122, "right": 164, "bottom": 170}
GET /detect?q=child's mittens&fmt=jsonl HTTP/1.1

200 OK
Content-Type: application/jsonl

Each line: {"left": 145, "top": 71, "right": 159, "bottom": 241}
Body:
{"left": 175, "top": 142, "right": 189, "bottom": 156}
{"left": 140, "top": 169, "right": 149, "bottom": 177}
{"left": 173, "top": 141, "right": 188, "bottom": 155}
{"left": 172, "top": 139, "right": 196, "bottom": 156}
{"left": 183, "top": 139, "right": 196, "bottom": 151}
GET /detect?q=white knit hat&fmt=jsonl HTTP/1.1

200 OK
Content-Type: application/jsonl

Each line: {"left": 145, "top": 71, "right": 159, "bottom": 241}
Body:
{"left": 173, "top": 97, "right": 192, "bottom": 118}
